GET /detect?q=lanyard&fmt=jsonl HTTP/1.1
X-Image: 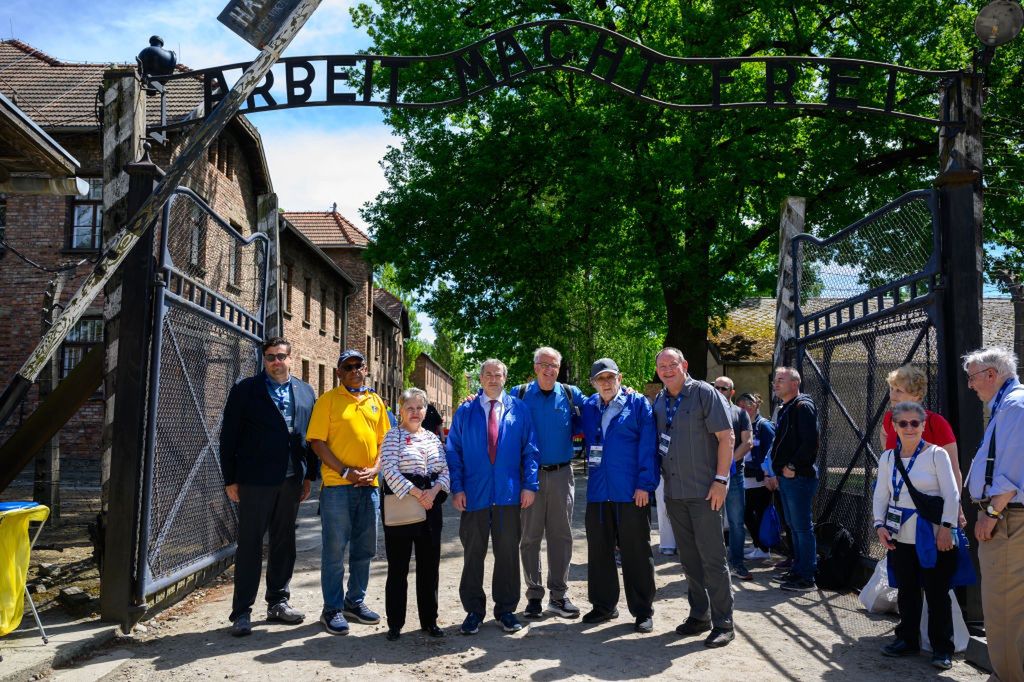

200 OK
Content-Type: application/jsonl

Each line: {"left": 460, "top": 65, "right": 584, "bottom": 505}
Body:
{"left": 892, "top": 438, "right": 926, "bottom": 503}
{"left": 990, "top": 378, "right": 1016, "bottom": 419}
{"left": 662, "top": 391, "right": 684, "bottom": 430}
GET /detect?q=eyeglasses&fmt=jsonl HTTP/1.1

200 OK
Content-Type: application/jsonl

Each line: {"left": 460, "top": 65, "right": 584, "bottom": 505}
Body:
{"left": 535, "top": 362, "right": 559, "bottom": 371}
{"left": 966, "top": 367, "right": 993, "bottom": 383}
{"left": 715, "top": 385, "right": 731, "bottom": 393}
{"left": 895, "top": 419, "right": 922, "bottom": 429}
{"left": 264, "top": 353, "right": 289, "bottom": 362}
{"left": 341, "top": 363, "right": 364, "bottom": 372}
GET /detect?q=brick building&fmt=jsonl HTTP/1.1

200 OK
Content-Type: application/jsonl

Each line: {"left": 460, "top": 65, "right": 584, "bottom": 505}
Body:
{"left": 372, "top": 288, "right": 410, "bottom": 410}
{"left": 277, "top": 219, "right": 357, "bottom": 396}
{"left": 0, "top": 40, "right": 270, "bottom": 472}
{"left": 412, "top": 352, "right": 454, "bottom": 427}
{"left": 281, "top": 209, "right": 410, "bottom": 409}
{"left": 0, "top": 40, "right": 410, "bottom": 479}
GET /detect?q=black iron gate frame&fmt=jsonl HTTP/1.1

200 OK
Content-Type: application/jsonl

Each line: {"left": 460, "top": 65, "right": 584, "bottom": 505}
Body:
{"left": 133, "top": 187, "right": 269, "bottom": 606}
{"left": 787, "top": 188, "right": 945, "bottom": 556}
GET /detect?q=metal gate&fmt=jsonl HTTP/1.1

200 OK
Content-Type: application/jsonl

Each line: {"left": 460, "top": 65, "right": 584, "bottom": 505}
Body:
{"left": 134, "top": 187, "right": 269, "bottom": 604}
{"left": 786, "top": 189, "right": 944, "bottom": 560}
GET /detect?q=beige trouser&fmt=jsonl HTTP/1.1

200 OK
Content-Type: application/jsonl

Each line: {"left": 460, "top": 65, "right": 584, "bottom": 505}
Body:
{"left": 979, "top": 508, "right": 1024, "bottom": 682}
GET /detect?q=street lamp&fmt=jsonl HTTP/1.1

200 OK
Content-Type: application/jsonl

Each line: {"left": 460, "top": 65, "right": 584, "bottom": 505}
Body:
{"left": 975, "top": 0, "right": 1024, "bottom": 46}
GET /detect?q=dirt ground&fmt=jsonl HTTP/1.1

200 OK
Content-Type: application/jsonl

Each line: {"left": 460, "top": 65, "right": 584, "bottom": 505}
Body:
{"left": 48, "top": 480, "right": 987, "bottom": 682}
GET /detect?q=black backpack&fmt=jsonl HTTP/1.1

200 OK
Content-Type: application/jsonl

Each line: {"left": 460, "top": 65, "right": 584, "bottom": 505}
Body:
{"left": 814, "top": 522, "right": 858, "bottom": 592}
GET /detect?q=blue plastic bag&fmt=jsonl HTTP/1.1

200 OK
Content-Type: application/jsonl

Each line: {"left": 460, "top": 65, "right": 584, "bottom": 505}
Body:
{"left": 758, "top": 497, "right": 782, "bottom": 548}
{"left": 951, "top": 528, "right": 977, "bottom": 587}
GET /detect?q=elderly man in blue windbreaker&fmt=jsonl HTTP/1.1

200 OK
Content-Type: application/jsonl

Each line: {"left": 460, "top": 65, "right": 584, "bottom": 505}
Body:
{"left": 580, "top": 358, "right": 658, "bottom": 633}
{"left": 446, "top": 358, "right": 540, "bottom": 636}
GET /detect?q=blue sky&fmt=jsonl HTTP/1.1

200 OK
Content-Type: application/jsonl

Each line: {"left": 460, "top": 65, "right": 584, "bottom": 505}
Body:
{"left": 2, "top": 0, "right": 443, "bottom": 338}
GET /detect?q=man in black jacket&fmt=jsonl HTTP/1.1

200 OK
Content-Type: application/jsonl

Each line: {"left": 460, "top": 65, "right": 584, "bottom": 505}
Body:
{"left": 219, "top": 336, "right": 318, "bottom": 636}
{"left": 769, "top": 366, "right": 820, "bottom": 593}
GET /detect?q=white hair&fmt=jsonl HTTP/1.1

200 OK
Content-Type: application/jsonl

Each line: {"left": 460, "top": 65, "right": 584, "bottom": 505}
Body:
{"left": 962, "top": 347, "right": 1018, "bottom": 380}
{"left": 891, "top": 401, "right": 926, "bottom": 422}
{"left": 399, "top": 387, "right": 428, "bottom": 408}
{"left": 775, "top": 366, "right": 801, "bottom": 382}
{"left": 533, "top": 346, "right": 562, "bottom": 365}
{"left": 480, "top": 358, "right": 508, "bottom": 377}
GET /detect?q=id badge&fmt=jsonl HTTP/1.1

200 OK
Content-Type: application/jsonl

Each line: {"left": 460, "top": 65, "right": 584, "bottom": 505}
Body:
{"left": 589, "top": 445, "right": 604, "bottom": 468}
{"left": 884, "top": 505, "right": 902, "bottom": 535}
{"left": 658, "top": 433, "right": 671, "bottom": 455}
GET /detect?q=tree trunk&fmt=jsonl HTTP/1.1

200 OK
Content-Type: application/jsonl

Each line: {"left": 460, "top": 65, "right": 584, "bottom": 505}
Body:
{"left": 662, "top": 221, "right": 713, "bottom": 380}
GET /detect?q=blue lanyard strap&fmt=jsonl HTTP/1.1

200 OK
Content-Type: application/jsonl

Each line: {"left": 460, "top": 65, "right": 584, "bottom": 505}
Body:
{"left": 990, "top": 378, "right": 1016, "bottom": 420}
{"left": 892, "top": 439, "right": 926, "bottom": 503}
{"left": 662, "top": 391, "right": 684, "bottom": 430}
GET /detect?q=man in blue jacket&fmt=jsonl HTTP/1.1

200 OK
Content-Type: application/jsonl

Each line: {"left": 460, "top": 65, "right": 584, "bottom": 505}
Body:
{"left": 446, "top": 358, "right": 540, "bottom": 635}
{"left": 219, "top": 337, "right": 318, "bottom": 636}
{"left": 580, "top": 358, "right": 658, "bottom": 633}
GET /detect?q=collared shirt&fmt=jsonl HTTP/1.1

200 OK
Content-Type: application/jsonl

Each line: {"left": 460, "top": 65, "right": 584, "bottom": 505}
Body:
{"left": 265, "top": 372, "right": 295, "bottom": 477}
{"left": 599, "top": 389, "right": 627, "bottom": 439}
{"left": 654, "top": 377, "right": 733, "bottom": 499}
{"left": 307, "top": 384, "right": 389, "bottom": 487}
{"left": 968, "top": 377, "right": 1024, "bottom": 502}
{"left": 518, "top": 381, "right": 583, "bottom": 465}
{"left": 478, "top": 390, "right": 507, "bottom": 423}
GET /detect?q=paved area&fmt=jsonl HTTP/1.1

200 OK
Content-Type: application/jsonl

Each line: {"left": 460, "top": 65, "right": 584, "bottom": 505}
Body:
{"left": 3, "top": 480, "right": 989, "bottom": 681}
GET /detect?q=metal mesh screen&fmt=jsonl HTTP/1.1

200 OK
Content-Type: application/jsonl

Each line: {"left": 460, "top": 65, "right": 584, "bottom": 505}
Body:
{"left": 800, "top": 301, "right": 938, "bottom": 560}
{"left": 139, "top": 189, "right": 267, "bottom": 593}
{"left": 797, "top": 192, "right": 936, "bottom": 316}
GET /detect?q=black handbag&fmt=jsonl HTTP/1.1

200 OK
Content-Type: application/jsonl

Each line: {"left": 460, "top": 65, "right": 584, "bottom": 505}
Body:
{"left": 892, "top": 450, "right": 945, "bottom": 526}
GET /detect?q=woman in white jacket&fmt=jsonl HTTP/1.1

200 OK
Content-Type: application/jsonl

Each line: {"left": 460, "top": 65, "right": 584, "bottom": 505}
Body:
{"left": 872, "top": 401, "right": 959, "bottom": 670}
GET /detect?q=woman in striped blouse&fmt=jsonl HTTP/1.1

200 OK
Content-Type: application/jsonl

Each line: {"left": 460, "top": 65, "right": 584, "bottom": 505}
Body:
{"left": 380, "top": 387, "right": 450, "bottom": 640}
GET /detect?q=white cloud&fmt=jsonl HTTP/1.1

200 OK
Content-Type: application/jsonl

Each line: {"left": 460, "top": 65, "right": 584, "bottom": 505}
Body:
{"left": 262, "top": 121, "right": 399, "bottom": 231}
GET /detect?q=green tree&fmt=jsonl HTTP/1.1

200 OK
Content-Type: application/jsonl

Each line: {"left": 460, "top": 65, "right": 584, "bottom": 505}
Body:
{"left": 376, "top": 263, "right": 431, "bottom": 387}
{"left": 432, "top": 320, "right": 469, "bottom": 404}
{"left": 354, "top": 0, "right": 1024, "bottom": 380}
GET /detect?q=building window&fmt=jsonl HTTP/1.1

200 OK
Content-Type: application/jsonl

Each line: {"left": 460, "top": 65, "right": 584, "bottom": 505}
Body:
{"left": 217, "top": 138, "right": 228, "bottom": 174}
{"left": 302, "top": 359, "right": 310, "bottom": 383}
{"left": 318, "top": 364, "right": 325, "bottom": 395}
{"left": 303, "top": 277, "right": 312, "bottom": 323}
{"left": 67, "top": 178, "right": 103, "bottom": 250}
{"left": 282, "top": 263, "right": 293, "bottom": 313}
{"left": 366, "top": 275, "right": 372, "bottom": 314}
{"left": 320, "top": 286, "right": 327, "bottom": 331}
{"left": 60, "top": 317, "right": 103, "bottom": 379}
{"left": 333, "top": 290, "right": 341, "bottom": 339}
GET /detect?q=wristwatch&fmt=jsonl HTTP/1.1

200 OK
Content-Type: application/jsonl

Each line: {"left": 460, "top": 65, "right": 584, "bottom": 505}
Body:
{"left": 986, "top": 505, "right": 1003, "bottom": 520}
{"left": 941, "top": 521, "right": 953, "bottom": 528}
{"left": 713, "top": 475, "right": 729, "bottom": 486}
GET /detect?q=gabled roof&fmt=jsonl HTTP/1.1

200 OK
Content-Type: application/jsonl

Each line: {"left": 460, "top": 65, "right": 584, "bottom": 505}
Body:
{"left": 278, "top": 218, "right": 356, "bottom": 289}
{"left": 0, "top": 90, "right": 79, "bottom": 178}
{"left": 373, "top": 288, "right": 411, "bottom": 337}
{"left": 710, "top": 297, "right": 1015, "bottom": 363}
{"left": 416, "top": 352, "right": 453, "bottom": 382}
{"left": 0, "top": 39, "right": 199, "bottom": 128}
{"left": 281, "top": 209, "right": 370, "bottom": 248}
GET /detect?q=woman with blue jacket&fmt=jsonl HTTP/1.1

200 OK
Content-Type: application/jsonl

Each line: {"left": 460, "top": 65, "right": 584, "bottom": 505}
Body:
{"left": 580, "top": 358, "right": 658, "bottom": 633}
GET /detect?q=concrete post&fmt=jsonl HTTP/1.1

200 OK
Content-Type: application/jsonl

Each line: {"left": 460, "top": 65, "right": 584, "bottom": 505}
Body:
{"left": 257, "top": 192, "right": 280, "bottom": 339}
{"left": 772, "top": 196, "right": 806, "bottom": 398}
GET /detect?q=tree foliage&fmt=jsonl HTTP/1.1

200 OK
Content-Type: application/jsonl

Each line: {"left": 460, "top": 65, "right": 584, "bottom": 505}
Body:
{"left": 353, "top": 0, "right": 1024, "bottom": 381}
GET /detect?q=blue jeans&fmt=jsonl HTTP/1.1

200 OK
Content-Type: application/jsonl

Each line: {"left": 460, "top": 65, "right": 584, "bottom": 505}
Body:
{"left": 778, "top": 475, "right": 817, "bottom": 581}
{"left": 320, "top": 484, "right": 379, "bottom": 612}
{"left": 725, "top": 471, "right": 747, "bottom": 569}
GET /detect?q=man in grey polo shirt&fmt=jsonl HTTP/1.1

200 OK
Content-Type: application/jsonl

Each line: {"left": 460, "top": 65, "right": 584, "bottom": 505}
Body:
{"left": 654, "top": 347, "right": 736, "bottom": 648}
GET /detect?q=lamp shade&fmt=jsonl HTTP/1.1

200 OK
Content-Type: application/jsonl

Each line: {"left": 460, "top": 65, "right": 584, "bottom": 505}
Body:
{"left": 975, "top": 0, "right": 1024, "bottom": 47}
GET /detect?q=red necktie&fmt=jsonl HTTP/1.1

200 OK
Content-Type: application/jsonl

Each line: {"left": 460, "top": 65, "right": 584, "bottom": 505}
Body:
{"left": 488, "top": 399, "right": 498, "bottom": 464}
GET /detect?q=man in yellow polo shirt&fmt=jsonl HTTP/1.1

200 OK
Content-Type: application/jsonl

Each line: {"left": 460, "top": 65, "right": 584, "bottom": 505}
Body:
{"left": 308, "top": 349, "right": 389, "bottom": 635}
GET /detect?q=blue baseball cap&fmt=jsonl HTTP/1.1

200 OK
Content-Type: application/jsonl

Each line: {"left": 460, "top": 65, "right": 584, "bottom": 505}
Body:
{"left": 338, "top": 349, "right": 365, "bottom": 365}
{"left": 590, "top": 358, "right": 620, "bottom": 380}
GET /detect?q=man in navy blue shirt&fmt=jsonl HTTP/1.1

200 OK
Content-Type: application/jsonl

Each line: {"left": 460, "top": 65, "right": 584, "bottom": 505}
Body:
{"left": 219, "top": 337, "right": 318, "bottom": 636}
{"left": 516, "top": 346, "right": 585, "bottom": 620}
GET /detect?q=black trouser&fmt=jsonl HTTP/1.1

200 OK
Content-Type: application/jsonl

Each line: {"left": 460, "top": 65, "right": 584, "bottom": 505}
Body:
{"left": 585, "top": 501, "right": 656, "bottom": 619}
{"left": 743, "top": 487, "right": 772, "bottom": 552}
{"left": 892, "top": 540, "right": 958, "bottom": 655}
{"left": 230, "top": 476, "right": 303, "bottom": 621}
{"left": 459, "top": 505, "right": 521, "bottom": 617}
{"left": 384, "top": 501, "right": 443, "bottom": 631}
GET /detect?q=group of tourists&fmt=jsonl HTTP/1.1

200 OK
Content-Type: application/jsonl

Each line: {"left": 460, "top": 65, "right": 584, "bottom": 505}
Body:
{"left": 218, "top": 337, "right": 1024, "bottom": 680}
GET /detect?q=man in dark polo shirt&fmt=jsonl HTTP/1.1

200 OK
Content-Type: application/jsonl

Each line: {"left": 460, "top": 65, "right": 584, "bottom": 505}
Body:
{"left": 654, "top": 347, "right": 736, "bottom": 648}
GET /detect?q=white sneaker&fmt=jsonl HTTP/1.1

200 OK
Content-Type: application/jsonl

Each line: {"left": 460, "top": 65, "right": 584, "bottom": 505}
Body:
{"left": 745, "top": 548, "right": 770, "bottom": 560}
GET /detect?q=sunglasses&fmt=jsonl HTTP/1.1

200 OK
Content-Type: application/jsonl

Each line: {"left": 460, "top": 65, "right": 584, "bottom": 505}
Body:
{"left": 895, "top": 419, "right": 922, "bottom": 429}
{"left": 264, "top": 353, "right": 289, "bottom": 362}
{"left": 715, "top": 385, "right": 731, "bottom": 393}
{"left": 341, "top": 363, "right": 365, "bottom": 371}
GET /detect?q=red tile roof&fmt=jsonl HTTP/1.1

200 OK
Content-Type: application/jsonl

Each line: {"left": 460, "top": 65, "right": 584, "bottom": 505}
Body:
{"left": 281, "top": 210, "right": 370, "bottom": 248}
{"left": 373, "top": 288, "right": 410, "bottom": 337}
{"left": 0, "top": 39, "right": 202, "bottom": 128}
